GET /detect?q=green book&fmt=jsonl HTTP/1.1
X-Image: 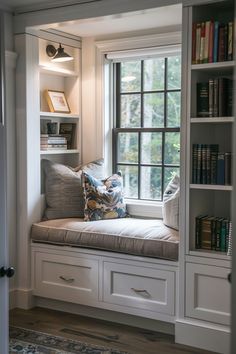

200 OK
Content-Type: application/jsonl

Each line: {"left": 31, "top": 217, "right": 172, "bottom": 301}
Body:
{"left": 197, "top": 82, "right": 209, "bottom": 117}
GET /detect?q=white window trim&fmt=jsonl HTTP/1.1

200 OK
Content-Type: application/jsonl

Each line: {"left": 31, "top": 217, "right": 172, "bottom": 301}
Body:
{"left": 95, "top": 31, "right": 181, "bottom": 217}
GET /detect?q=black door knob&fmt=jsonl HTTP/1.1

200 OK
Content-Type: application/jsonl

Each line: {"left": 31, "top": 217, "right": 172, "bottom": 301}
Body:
{"left": 228, "top": 272, "right": 232, "bottom": 283}
{"left": 0, "top": 266, "right": 15, "bottom": 278}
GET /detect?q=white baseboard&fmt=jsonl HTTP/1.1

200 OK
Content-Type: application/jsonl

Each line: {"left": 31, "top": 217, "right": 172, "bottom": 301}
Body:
{"left": 12, "top": 289, "right": 35, "bottom": 310}
{"left": 175, "top": 318, "right": 230, "bottom": 354}
{"left": 35, "top": 296, "right": 175, "bottom": 335}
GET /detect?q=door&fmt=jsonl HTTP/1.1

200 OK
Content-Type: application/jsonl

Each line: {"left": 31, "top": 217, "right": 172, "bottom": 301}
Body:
{"left": 0, "top": 11, "right": 9, "bottom": 354}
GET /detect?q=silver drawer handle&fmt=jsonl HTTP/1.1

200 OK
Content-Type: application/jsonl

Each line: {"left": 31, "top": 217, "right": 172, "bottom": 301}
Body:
{"left": 59, "top": 276, "right": 75, "bottom": 283}
{"left": 131, "top": 288, "right": 151, "bottom": 298}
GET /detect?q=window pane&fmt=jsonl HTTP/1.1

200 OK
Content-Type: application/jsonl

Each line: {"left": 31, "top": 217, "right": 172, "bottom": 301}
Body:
{"left": 118, "top": 165, "right": 138, "bottom": 198}
{"left": 167, "top": 91, "right": 181, "bottom": 127}
{"left": 143, "top": 93, "right": 164, "bottom": 127}
{"left": 140, "top": 166, "right": 162, "bottom": 200}
{"left": 164, "top": 132, "right": 180, "bottom": 165}
{"left": 141, "top": 132, "right": 162, "bottom": 164}
{"left": 164, "top": 167, "right": 180, "bottom": 190}
{"left": 167, "top": 56, "right": 181, "bottom": 89}
{"left": 144, "top": 58, "right": 165, "bottom": 91}
{"left": 121, "top": 61, "right": 141, "bottom": 93}
{"left": 117, "top": 132, "right": 138, "bottom": 163}
{"left": 120, "top": 94, "right": 141, "bottom": 127}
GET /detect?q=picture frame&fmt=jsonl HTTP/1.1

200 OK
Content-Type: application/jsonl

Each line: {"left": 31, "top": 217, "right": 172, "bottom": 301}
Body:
{"left": 44, "top": 90, "right": 70, "bottom": 113}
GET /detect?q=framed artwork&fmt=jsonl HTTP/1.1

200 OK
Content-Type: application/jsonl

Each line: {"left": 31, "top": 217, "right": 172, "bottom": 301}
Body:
{"left": 44, "top": 90, "right": 70, "bottom": 113}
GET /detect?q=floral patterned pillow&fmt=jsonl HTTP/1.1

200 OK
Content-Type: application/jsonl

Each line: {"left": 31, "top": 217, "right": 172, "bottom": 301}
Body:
{"left": 83, "top": 172, "right": 127, "bottom": 221}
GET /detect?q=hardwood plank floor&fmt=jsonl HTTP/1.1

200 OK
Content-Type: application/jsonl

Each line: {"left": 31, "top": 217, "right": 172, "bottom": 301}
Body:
{"left": 10, "top": 307, "right": 216, "bottom": 354}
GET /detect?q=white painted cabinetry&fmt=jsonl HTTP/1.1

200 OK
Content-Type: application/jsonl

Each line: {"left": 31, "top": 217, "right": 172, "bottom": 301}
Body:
{"left": 177, "top": 1, "right": 234, "bottom": 353}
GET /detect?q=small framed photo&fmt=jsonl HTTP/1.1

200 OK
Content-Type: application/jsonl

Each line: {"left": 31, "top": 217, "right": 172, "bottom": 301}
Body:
{"left": 45, "top": 90, "right": 70, "bottom": 113}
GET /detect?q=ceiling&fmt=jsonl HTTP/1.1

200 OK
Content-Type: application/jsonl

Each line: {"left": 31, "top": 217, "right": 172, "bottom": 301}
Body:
{"left": 1, "top": 0, "right": 182, "bottom": 39}
{"left": 48, "top": 4, "right": 182, "bottom": 38}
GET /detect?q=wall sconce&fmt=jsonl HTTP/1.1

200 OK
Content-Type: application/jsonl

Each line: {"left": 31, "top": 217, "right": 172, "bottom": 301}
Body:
{"left": 46, "top": 44, "right": 74, "bottom": 62}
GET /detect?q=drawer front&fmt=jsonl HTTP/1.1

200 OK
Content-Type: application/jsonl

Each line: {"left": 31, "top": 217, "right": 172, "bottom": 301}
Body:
{"left": 103, "top": 262, "right": 175, "bottom": 315}
{"left": 34, "top": 252, "right": 99, "bottom": 303}
{"left": 186, "top": 262, "right": 230, "bottom": 325}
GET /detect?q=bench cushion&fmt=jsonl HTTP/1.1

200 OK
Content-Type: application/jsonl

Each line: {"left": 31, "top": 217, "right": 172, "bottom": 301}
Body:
{"left": 31, "top": 218, "right": 179, "bottom": 261}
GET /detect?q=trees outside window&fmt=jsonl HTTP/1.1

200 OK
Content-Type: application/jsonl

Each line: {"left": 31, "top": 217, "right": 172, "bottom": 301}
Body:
{"left": 113, "top": 55, "right": 181, "bottom": 201}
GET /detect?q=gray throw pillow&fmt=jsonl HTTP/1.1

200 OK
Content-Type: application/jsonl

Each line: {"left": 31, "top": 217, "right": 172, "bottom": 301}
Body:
{"left": 162, "top": 175, "right": 180, "bottom": 230}
{"left": 42, "top": 158, "right": 104, "bottom": 220}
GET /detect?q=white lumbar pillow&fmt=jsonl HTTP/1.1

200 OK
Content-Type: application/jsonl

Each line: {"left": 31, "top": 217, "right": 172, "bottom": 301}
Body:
{"left": 162, "top": 174, "right": 180, "bottom": 230}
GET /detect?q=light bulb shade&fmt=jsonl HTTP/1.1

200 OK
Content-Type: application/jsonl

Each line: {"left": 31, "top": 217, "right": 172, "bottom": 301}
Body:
{"left": 49, "top": 44, "right": 73, "bottom": 62}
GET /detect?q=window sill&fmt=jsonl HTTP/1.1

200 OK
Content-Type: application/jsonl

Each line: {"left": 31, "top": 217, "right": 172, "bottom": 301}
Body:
{"left": 125, "top": 199, "right": 163, "bottom": 219}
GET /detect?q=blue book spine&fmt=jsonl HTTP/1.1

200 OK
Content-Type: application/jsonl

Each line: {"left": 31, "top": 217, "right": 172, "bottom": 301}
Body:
{"left": 213, "top": 21, "right": 219, "bottom": 62}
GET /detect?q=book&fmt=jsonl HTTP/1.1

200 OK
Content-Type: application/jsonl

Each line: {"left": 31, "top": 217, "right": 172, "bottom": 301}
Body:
{"left": 199, "top": 22, "right": 206, "bottom": 63}
{"left": 195, "top": 215, "right": 208, "bottom": 249}
{"left": 192, "top": 144, "right": 198, "bottom": 183}
{"left": 59, "top": 123, "right": 76, "bottom": 149}
{"left": 213, "top": 78, "right": 219, "bottom": 117}
{"left": 218, "top": 24, "right": 226, "bottom": 62}
{"left": 208, "top": 78, "right": 214, "bottom": 117}
{"left": 192, "top": 22, "right": 197, "bottom": 64}
{"left": 201, "top": 217, "right": 214, "bottom": 250}
{"left": 216, "top": 152, "right": 225, "bottom": 185}
{"left": 201, "top": 144, "right": 207, "bottom": 184}
{"left": 197, "top": 82, "right": 209, "bottom": 117}
{"left": 227, "top": 79, "right": 233, "bottom": 116}
{"left": 208, "top": 21, "right": 214, "bottom": 63}
{"left": 213, "top": 21, "right": 219, "bottom": 62}
{"left": 203, "top": 20, "right": 211, "bottom": 63}
{"left": 224, "top": 152, "right": 232, "bottom": 185}
{"left": 210, "top": 146, "right": 219, "bottom": 184}
{"left": 228, "top": 21, "right": 233, "bottom": 61}
{"left": 196, "top": 23, "right": 202, "bottom": 64}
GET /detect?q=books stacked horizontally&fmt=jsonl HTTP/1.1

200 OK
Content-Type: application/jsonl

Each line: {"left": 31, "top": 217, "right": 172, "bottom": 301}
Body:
{"left": 192, "top": 144, "right": 232, "bottom": 185}
{"left": 40, "top": 134, "right": 67, "bottom": 151}
{"left": 192, "top": 20, "right": 233, "bottom": 64}
{"left": 197, "top": 78, "right": 233, "bottom": 117}
{"left": 195, "top": 215, "right": 231, "bottom": 252}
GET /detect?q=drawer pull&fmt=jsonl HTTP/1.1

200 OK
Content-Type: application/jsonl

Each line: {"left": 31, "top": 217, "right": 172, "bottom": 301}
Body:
{"left": 131, "top": 288, "right": 151, "bottom": 298}
{"left": 59, "top": 276, "right": 75, "bottom": 283}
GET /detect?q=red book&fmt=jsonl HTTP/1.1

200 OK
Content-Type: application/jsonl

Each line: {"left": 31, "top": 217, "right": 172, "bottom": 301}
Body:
{"left": 208, "top": 21, "right": 214, "bottom": 63}
{"left": 196, "top": 23, "right": 202, "bottom": 64}
{"left": 192, "top": 22, "right": 197, "bottom": 64}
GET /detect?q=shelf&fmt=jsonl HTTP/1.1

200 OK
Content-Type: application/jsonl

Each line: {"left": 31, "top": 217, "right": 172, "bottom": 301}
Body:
{"left": 191, "top": 60, "right": 235, "bottom": 72}
{"left": 39, "top": 65, "right": 78, "bottom": 77}
{"left": 190, "top": 184, "right": 233, "bottom": 191}
{"left": 40, "top": 112, "right": 80, "bottom": 119}
{"left": 190, "top": 117, "right": 234, "bottom": 123}
{"left": 189, "top": 249, "right": 231, "bottom": 261}
{"left": 40, "top": 149, "right": 79, "bottom": 155}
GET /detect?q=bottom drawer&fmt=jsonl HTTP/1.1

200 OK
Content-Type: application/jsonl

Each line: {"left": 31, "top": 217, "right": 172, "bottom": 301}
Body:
{"left": 33, "top": 252, "right": 99, "bottom": 304}
{"left": 103, "top": 262, "right": 175, "bottom": 315}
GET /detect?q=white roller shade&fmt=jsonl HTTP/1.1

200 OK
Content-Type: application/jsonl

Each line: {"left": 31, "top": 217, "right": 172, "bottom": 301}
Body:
{"left": 106, "top": 44, "right": 181, "bottom": 62}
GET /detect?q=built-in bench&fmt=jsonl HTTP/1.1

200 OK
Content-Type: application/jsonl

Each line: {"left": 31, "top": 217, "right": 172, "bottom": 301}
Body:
{"left": 31, "top": 217, "right": 179, "bottom": 324}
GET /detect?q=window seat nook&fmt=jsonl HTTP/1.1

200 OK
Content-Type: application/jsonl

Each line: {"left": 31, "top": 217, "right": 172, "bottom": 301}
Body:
{"left": 31, "top": 217, "right": 179, "bottom": 324}
{"left": 31, "top": 217, "right": 179, "bottom": 261}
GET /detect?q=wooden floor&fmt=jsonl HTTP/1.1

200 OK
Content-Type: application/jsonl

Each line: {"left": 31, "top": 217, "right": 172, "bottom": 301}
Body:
{"left": 10, "top": 307, "right": 216, "bottom": 354}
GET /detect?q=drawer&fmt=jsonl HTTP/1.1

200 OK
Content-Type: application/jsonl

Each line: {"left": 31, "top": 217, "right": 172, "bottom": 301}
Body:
{"left": 103, "top": 262, "right": 175, "bottom": 315}
{"left": 33, "top": 252, "right": 99, "bottom": 304}
{"left": 186, "top": 262, "right": 230, "bottom": 325}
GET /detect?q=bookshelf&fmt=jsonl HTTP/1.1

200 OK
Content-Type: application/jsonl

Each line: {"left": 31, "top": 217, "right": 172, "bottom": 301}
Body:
{"left": 39, "top": 38, "right": 81, "bottom": 165}
{"left": 176, "top": 1, "right": 233, "bottom": 351}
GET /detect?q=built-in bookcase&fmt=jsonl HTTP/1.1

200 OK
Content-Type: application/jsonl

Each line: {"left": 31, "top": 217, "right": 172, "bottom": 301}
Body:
{"left": 39, "top": 38, "right": 81, "bottom": 167}
{"left": 187, "top": 0, "right": 234, "bottom": 258}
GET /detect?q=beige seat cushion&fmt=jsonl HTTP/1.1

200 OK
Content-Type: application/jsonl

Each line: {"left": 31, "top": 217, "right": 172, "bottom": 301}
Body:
{"left": 31, "top": 218, "right": 179, "bottom": 261}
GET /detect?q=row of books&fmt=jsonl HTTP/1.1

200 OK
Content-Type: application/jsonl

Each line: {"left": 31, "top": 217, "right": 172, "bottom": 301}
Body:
{"left": 196, "top": 78, "right": 233, "bottom": 118}
{"left": 40, "top": 135, "right": 67, "bottom": 150}
{"left": 195, "top": 215, "right": 231, "bottom": 252}
{"left": 192, "top": 20, "right": 233, "bottom": 64}
{"left": 40, "top": 122, "right": 76, "bottom": 150}
{"left": 192, "top": 144, "right": 231, "bottom": 185}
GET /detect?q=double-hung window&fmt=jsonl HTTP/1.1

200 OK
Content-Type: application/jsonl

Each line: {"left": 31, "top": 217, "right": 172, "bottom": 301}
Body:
{"left": 112, "top": 51, "right": 181, "bottom": 202}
